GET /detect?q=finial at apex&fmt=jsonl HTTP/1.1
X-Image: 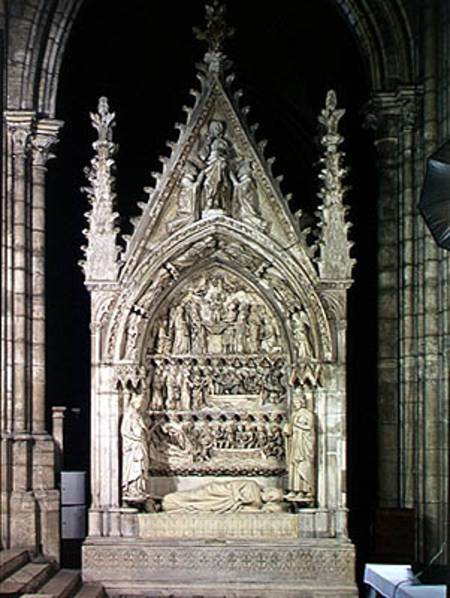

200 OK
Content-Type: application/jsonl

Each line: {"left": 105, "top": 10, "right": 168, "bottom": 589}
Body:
{"left": 194, "top": 0, "right": 235, "bottom": 56}
{"left": 90, "top": 96, "right": 115, "bottom": 143}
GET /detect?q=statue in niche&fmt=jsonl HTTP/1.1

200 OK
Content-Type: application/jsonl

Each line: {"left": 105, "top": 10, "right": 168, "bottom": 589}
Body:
{"left": 161, "top": 479, "right": 286, "bottom": 513}
{"left": 231, "top": 160, "right": 265, "bottom": 228}
{"left": 291, "top": 307, "right": 314, "bottom": 359}
{"left": 169, "top": 304, "right": 190, "bottom": 354}
{"left": 199, "top": 120, "right": 233, "bottom": 212}
{"left": 121, "top": 392, "right": 150, "bottom": 500}
{"left": 177, "top": 161, "right": 201, "bottom": 216}
{"left": 284, "top": 391, "right": 316, "bottom": 501}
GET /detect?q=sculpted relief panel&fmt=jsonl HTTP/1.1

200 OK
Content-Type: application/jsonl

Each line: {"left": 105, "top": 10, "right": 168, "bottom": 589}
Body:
{"left": 141, "top": 267, "right": 288, "bottom": 478}
{"left": 119, "top": 263, "right": 320, "bottom": 509}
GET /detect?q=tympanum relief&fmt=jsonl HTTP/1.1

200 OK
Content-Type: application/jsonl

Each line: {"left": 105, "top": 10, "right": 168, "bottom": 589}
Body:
{"left": 119, "top": 263, "right": 320, "bottom": 507}
{"left": 138, "top": 267, "right": 289, "bottom": 479}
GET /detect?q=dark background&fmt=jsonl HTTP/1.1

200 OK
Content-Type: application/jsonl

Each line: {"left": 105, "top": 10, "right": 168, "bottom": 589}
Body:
{"left": 45, "top": 0, "right": 378, "bottom": 580}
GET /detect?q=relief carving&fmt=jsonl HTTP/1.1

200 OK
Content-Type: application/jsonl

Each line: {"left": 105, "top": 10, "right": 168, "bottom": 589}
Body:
{"left": 149, "top": 270, "right": 282, "bottom": 358}
{"left": 146, "top": 411, "right": 285, "bottom": 476}
{"left": 169, "top": 119, "right": 270, "bottom": 233}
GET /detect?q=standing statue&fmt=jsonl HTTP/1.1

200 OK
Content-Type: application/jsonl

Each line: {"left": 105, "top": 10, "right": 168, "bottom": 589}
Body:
{"left": 260, "top": 315, "right": 279, "bottom": 353}
{"left": 231, "top": 160, "right": 264, "bottom": 227}
{"left": 177, "top": 161, "right": 200, "bottom": 216}
{"left": 247, "top": 305, "right": 262, "bottom": 352}
{"left": 199, "top": 120, "right": 233, "bottom": 213}
{"left": 170, "top": 304, "right": 191, "bottom": 354}
{"left": 121, "top": 392, "right": 149, "bottom": 500}
{"left": 180, "top": 366, "right": 193, "bottom": 410}
{"left": 124, "top": 311, "right": 141, "bottom": 358}
{"left": 235, "top": 303, "right": 249, "bottom": 353}
{"left": 223, "top": 300, "right": 238, "bottom": 353}
{"left": 154, "top": 315, "right": 171, "bottom": 354}
{"left": 284, "top": 392, "right": 316, "bottom": 501}
{"left": 291, "top": 308, "right": 314, "bottom": 359}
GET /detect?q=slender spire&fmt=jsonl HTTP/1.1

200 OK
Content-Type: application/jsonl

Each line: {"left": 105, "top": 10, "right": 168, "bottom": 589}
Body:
{"left": 316, "top": 90, "right": 355, "bottom": 280}
{"left": 194, "top": 1, "right": 234, "bottom": 73}
{"left": 80, "top": 96, "right": 121, "bottom": 283}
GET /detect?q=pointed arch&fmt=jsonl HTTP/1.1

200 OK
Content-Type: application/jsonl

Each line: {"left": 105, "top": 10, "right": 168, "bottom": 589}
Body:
{"left": 5, "top": 0, "right": 414, "bottom": 113}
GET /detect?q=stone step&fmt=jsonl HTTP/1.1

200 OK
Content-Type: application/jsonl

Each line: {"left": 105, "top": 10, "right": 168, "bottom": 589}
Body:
{"left": 0, "top": 549, "right": 29, "bottom": 582}
{"left": 35, "top": 569, "right": 81, "bottom": 598}
{"left": 73, "top": 583, "right": 104, "bottom": 598}
{"left": 0, "top": 562, "right": 53, "bottom": 597}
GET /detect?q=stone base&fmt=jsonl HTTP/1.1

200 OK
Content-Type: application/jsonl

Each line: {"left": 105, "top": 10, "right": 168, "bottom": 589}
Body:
{"left": 1, "top": 434, "right": 60, "bottom": 563}
{"left": 82, "top": 537, "right": 357, "bottom": 597}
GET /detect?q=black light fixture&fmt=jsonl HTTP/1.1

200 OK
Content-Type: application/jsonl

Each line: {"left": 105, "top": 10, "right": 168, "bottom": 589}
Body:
{"left": 419, "top": 140, "right": 450, "bottom": 250}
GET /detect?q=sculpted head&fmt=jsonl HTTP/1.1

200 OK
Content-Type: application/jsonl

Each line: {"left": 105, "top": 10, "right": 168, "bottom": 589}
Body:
{"left": 261, "top": 487, "right": 284, "bottom": 503}
{"left": 209, "top": 120, "right": 225, "bottom": 138}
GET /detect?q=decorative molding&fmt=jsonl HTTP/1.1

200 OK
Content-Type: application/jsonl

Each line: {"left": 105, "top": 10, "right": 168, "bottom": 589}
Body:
{"left": 138, "top": 512, "right": 299, "bottom": 540}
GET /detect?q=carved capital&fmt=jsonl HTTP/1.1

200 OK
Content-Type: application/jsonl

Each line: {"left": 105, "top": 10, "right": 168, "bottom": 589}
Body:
{"left": 4, "top": 111, "right": 35, "bottom": 157}
{"left": 31, "top": 119, "right": 64, "bottom": 168}
{"left": 362, "top": 86, "right": 421, "bottom": 140}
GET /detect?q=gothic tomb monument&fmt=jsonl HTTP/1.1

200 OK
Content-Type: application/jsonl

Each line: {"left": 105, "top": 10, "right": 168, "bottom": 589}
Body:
{"left": 80, "top": 2, "right": 357, "bottom": 595}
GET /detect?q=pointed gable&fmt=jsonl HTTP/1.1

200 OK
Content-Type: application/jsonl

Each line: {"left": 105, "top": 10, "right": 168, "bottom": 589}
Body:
{"left": 120, "top": 8, "right": 313, "bottom": 284}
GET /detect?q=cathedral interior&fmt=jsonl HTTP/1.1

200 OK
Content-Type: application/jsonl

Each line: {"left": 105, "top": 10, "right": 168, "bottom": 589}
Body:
{"left": 1, "top": 0, "right": 450, "bottom": 596}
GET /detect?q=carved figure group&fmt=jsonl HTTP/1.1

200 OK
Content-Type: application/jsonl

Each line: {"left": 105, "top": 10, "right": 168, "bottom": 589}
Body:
{"left": 147, "top": 412, "right": 285, "bottom": 469}
{"left": 151, "top": 272, "right": 281, "bottom": 358}
{"left": 170, "top": 120, "right": 267, "bottom": 230}
{"left": 149, "top": 360, "right": 208, "bottom": 412}
{"left": 148, "top": 354, "right": 287, "bottom": 408}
